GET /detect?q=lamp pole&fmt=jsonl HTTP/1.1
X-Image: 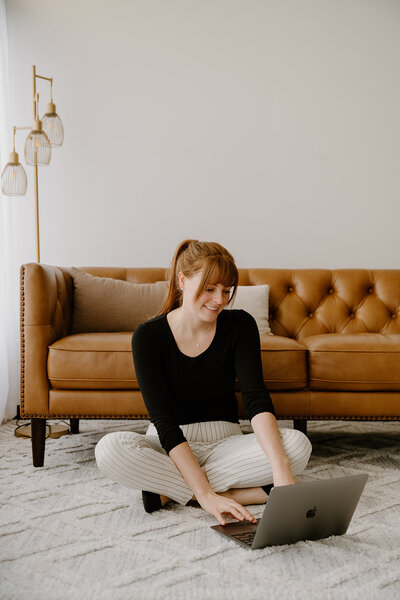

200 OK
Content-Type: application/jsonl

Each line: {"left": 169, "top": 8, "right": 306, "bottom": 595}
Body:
{"left": 33, "top": 65, "right": 40, "bottom": 262}
{"left": 33, "top": 153, "right": 40, "bottom": 263}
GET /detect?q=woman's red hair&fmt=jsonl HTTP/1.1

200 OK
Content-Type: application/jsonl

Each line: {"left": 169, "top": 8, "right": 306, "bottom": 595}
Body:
{"left": 158, "top": 239, "right": 238, "bottom": 315}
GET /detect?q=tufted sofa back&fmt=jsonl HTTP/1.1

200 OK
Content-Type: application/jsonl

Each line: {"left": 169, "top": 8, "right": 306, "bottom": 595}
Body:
{"left": 75, "top": 267, "right": 400, "bottom": 341}
{"left": 237, "top": 269, "right": 400, "bottom": 340}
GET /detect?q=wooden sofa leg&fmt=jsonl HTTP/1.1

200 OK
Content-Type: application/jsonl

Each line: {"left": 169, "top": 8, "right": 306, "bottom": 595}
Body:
{"left": 31, "top": 418, "right": 46, "bottom": 467}
{"left": 70, "top": 419, "right": 80, "bottom": 434}
{"left": 293, "top": 419, "right": 307, "bottom": 436}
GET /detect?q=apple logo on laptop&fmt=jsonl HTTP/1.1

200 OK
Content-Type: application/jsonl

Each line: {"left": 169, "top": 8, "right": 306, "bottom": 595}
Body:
{"left": 306, "top": 506, "right": 317, "bottom": 519}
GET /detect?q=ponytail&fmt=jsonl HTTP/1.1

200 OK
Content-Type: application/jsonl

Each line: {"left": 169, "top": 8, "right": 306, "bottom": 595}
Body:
{"left": 158, "top": 239, "right": 198, "bottom": 314}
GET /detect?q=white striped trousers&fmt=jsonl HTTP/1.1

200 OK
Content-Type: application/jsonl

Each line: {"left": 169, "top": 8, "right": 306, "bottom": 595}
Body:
{"left": 95, "top": 421, "right": 312, "bottom": 505}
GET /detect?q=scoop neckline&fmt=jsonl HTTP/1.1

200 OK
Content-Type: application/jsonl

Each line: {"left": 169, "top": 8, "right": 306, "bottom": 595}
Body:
{"left": 164, "top": 312, "right": 220, "bottom": 359}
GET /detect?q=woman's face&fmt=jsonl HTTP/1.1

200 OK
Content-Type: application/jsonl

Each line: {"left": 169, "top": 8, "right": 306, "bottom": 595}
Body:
{"left": 178, "top": 270, "right": 232, "bottom": 322}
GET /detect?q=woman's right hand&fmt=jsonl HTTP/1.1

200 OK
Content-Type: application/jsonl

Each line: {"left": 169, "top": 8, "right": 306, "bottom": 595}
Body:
{"left": 168, "top": 443, "right": 257, "bottom": 526}
{"left": 197, "top": 490, "right": 257, "bottom": 526}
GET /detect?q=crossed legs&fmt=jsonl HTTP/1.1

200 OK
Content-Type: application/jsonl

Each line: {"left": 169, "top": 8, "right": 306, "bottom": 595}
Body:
{"left": 95, "top": 427, "right": 312, "bottom": 507}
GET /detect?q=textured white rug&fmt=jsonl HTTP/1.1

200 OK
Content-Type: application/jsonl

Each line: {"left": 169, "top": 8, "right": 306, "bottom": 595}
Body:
{"left": 1, "top": 418, "right": 399, "bottom": 600}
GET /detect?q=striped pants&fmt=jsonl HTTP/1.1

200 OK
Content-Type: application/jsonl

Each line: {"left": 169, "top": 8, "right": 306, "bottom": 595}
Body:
{"left": 95, "top": 421, "right": 312, "bottom": 505}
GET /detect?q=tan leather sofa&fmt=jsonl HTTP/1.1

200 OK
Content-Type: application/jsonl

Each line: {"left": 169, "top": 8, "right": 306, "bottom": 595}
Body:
{"left": 20, "top": 263, "right": 400, "bottom": 467}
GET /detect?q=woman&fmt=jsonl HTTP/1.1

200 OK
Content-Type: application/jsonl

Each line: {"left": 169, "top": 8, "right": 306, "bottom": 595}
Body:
{"left": 95, "top": 240, "right": 312, "bottom": 526}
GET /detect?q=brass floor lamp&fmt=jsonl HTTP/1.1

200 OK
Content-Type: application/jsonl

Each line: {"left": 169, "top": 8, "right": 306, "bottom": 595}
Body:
{"left": 1, "top": 65, "right": 67, "bottom": 438}
{"left": 1, "top": 65, "right": 64, "bottom": 261}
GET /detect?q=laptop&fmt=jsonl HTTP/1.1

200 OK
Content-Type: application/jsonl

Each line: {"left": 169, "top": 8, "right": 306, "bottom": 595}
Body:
{"left": 210, "top": 473, "right": 368, "bottom": 549}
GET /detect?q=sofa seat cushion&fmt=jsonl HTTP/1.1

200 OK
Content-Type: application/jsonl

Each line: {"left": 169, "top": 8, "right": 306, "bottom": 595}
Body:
{"left": 48, "top": 332, "right": 307, "bottom": 392}
{"left": 303, "top": 333, "right": 400, "bottom": 391}
{"left": 258, "top": 334, "right": 307, "bottom": 390}
{"left": 48, "top": 333, "right": 137, "bottom": 390}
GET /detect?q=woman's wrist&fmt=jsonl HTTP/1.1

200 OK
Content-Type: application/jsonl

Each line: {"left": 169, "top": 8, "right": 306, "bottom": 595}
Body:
{"left": 271, "top": 458, "right": 296, "bottom": 483}
{"left": 195, "top": 487, "right": 218, "bottom": 505}
{"left": 169, "top": 442, "right": 214, "bottom": 500}
{"left": 270, "top": 455, "right": 290, "bottom": 469}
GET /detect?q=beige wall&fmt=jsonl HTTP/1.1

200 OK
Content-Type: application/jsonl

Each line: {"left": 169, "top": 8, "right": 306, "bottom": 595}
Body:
{"left": 4, "top": 0, "right": 400, "bottom": 269}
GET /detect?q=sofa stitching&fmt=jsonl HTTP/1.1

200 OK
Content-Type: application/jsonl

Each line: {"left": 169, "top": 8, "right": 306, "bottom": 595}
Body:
{"left": 311, "top": 417, "right": 399, "bottom": 421}
{"left": 380, "top": 310, "right": 400, "bottom": 335}
{"left": 307, "top": 350, "right": 400, "bottom": 354}
{"left": 48, "top": 348, "right": 308, "bottom": 352}
{"left": 310, "top": 378, "right": 399, "bottom": 383}
{"left": 49, "top": 377, "right": 138, "bottom": 381}
{"left": 48, "top": 377, "right": 305, "bottom": 383}
{"left": 292, "top": 293, "right": 311, "bottom": 338}
{"left": 336, "top": 295, "right": 354, "bottom": 333}
{"left": 353, "top": 292, "right": 375, "bottom": 333}
{"left": 47, "top": 348, "right": 133, "bottom": 352}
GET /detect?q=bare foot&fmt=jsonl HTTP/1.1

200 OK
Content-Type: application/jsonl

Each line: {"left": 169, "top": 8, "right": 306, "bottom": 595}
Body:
{"left": 218, "top": 487, "right": 268, "bottom": 505}
{"left": 160, "top": 494, "right": 173, "bottom": 507}
{"left": 189, "top": 487, "right": 268, "bottom": 506}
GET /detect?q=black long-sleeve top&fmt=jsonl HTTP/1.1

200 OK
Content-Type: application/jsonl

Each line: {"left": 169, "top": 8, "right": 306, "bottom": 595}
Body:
{"left": 131, "top": 309, "right": 275, "bottom": 455}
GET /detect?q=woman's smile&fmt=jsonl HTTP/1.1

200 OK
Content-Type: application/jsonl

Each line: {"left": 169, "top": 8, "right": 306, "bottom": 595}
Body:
{"left": 203, "top": 304, "right": 219, "bottom": 312}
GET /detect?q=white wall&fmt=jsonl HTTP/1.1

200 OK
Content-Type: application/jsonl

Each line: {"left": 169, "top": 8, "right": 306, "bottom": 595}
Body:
{"left": 4, "top": 0, "right": 400, "bottom": 270}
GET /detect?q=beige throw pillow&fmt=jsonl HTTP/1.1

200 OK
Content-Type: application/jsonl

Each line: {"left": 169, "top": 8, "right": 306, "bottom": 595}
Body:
{"left": 227, "top": 285, "right": 272, "bottom": 335}
{"left": 70, "top": 268, "right": 168, "bottom": 333}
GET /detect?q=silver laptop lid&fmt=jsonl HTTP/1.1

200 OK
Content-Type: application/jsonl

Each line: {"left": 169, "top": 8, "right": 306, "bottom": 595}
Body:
{"left": 251, "top": 473, "right": 368, "bottom": 549}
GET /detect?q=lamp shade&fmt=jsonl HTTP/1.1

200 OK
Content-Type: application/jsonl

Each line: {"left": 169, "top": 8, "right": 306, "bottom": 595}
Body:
{"left": 42, "top": 102, "right": 64, "bottom": 147}
{"left": 24, "top": 119, "right": 52, "bottom": 165}
{"left": 1, "top": 151, "right": 28, "bottom": 196}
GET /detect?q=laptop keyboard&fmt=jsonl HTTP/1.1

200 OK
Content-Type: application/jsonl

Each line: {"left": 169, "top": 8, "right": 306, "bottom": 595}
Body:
{"left": 231, "top": 531, "right": 256, "bottom": 547}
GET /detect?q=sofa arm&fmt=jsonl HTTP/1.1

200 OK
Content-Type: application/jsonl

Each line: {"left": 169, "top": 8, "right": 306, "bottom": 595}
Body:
{"left": 20, "top": 263, "right": 73, "bottom": 417}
